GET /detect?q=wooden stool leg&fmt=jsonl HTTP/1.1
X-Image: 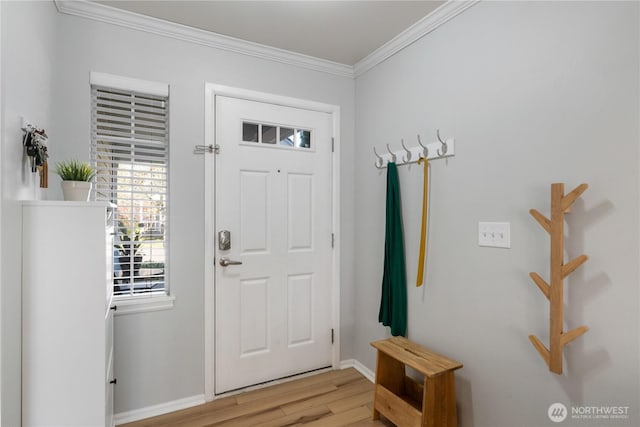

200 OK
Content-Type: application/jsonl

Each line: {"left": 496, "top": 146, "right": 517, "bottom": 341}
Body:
{"left": 373, "top": 350, "right": 405, "bottom": 420}
{"left": 422, "top": 372, "right": 457, "bottom": 427}
{"left": 444, "top": 372, "right": 457, "bottom": 427}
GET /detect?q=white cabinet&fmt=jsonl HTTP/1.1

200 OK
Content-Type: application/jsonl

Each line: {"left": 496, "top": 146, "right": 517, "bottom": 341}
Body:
{"left": 22, "top": 201, "right": 116, "bottom": 427}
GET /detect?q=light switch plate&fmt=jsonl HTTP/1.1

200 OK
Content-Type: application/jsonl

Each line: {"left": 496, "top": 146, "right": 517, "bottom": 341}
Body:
{"left": 478, "top": 222, "right": 511, "bottom": 248}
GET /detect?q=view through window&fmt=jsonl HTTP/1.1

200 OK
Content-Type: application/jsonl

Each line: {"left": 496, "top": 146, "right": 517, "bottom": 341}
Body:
{"left": 91, "top": 85, "right": 169, "bottom": 297}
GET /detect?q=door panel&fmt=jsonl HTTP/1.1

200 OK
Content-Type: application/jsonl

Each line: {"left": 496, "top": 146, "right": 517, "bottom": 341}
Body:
{"left": 240, "top": 170, "right": 269, "bottom": 253}
{"left": 287, "top": 274, "right": 314, "bottom": 346}
{"left": 288, "top": 173, "right": 313, "bottom": 250}
{"left": 239, "top": 277, "right": 269, "bottom": 355}
{"left": 215, "top": 95, "right": 333, "bottom": 394}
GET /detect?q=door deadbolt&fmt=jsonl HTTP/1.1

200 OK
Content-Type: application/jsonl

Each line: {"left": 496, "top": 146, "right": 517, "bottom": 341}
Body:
{"left": 218, "top": 230, "right": 231, "bottom": 251}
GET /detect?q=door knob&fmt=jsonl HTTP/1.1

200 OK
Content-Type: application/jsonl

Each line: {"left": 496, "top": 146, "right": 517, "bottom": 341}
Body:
{"left": 219, "top": 257, "right": 242, "bottom": 267}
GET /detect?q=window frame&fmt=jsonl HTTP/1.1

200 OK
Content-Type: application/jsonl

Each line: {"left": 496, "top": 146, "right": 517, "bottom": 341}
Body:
{"left": 90, "top": 72, "right": 174, "bottom": 314}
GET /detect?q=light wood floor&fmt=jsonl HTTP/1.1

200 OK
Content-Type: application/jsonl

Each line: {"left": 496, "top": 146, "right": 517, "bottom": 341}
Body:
{"left": 119, "top": 368, "right": 395, "bottom": 427}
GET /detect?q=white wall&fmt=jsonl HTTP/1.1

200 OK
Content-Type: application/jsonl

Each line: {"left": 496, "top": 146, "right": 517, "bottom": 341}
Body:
{"left": 1, "top": 1, "right": 58, "bottom": 425}
{"left": 0, "top": 3, "right": 355, "bottom": 416}
{"left": 353, "top": 2, "right": 639, "bottom": 427}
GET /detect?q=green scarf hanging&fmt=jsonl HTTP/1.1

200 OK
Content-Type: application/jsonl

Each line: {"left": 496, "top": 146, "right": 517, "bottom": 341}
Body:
{"left": 378, "top": 162, "right": 407, "bottom": 337}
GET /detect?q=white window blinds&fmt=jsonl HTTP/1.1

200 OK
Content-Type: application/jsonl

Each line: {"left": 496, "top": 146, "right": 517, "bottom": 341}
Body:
{"left": 91, "top": 84, "right": 169, "bottom": 297}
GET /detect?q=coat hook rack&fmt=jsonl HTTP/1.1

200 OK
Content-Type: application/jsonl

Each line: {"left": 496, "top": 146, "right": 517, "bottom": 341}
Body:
{"left": 373, "top": 131, "right": 455, "bottom": 169}
{"left": 529, "top": 182, "right": 589, "bottom": 374}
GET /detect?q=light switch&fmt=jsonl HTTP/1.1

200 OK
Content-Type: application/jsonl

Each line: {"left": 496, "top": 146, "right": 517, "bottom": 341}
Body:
{"left": 478, "top": 222, "right": 511, "bottom": 248}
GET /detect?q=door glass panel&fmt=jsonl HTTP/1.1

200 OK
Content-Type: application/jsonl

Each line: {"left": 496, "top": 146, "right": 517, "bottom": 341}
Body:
{"left": 279, "top": 127, "right": 295, "bottom": 147}
{"left": 242, "top": 122, "right": 259, "bottom": 142}
{"left": 262, "top": 125, "right": 277, "bottom": 144}
{"left": 296, "top": 130, "right": 311, "bottom": 148}
{"left": 242, "top": 121, "right": 311, "bottom": 150}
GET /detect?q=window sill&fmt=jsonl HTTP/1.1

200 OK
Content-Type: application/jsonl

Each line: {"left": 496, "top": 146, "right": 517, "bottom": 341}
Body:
{"left": 113, "top": 294, "right": 175, "bottom": 316}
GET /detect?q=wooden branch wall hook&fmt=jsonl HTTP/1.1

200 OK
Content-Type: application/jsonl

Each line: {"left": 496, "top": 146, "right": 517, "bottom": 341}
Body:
{"left": 528, "top": 182, "right": 589, "bottom": 374}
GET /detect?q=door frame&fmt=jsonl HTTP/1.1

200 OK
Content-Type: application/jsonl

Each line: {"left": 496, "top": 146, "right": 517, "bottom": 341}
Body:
{"left": 203, "top": 83, "right": 341, "bottom": 401}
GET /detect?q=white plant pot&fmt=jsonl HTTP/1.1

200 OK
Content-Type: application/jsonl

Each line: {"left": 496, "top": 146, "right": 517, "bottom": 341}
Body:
{"left": 61, "top": 181, "right": 92, "bottom": 202}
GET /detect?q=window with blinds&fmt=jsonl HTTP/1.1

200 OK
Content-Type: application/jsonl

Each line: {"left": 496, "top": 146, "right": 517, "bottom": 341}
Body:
{"left": 91, "top": 84, "right": 169, "bottom": 297}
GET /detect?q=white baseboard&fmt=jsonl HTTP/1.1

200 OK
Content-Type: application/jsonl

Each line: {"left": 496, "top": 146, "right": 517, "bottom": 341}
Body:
{"left": 339, "top": 358, "right": 375, "bottom": 383}
{"left": 114, "top": 394, "right": 205, "bottom": 425}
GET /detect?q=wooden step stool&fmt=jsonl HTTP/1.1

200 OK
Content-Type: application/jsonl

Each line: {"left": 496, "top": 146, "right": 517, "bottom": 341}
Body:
{"left": 370, "top": 337, "right": 463, "bottom": 427}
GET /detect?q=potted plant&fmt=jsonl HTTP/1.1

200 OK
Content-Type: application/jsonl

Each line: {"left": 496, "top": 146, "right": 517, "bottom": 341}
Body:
{"left": 54, "top": 159, "right": 96, "bottom": 201}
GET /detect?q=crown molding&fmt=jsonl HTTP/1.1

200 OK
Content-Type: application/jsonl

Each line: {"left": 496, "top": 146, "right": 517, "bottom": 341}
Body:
{"left": 354, "top": 0, "right": 479, "bottom": 77}
{"left": 53, "top": 0, "right": 354, "bottom": 78}
{"left": 54, "top": 0, "right": 477, "bottom": 80}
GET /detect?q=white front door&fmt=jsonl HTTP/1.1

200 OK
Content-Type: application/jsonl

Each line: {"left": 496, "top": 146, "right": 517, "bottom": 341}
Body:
{"left": 214, "top": 95, "right": 334, "bottom": 394}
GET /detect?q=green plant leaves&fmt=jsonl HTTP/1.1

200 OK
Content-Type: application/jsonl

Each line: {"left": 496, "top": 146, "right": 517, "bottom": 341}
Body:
{"left": 54, "top": 159, "right": 96, "bottom": 181}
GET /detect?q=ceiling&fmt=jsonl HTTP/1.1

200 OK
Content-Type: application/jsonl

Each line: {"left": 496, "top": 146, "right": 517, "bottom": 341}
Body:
{"left": 94, "top": 1, "right": 445, "bottom": 66}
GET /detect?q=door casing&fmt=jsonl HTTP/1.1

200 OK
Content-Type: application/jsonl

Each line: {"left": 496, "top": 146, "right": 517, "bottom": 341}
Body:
{"left": 203, "top": 83, "right": 341, "bottom": 400}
